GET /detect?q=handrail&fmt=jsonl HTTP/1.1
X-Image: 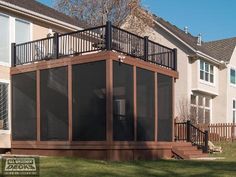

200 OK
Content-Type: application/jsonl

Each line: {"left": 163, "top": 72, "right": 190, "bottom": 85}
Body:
{"left": 12, "top": 21, "right": 177, "bottom": 70}
{"left": 175, "top": 120, "right": 209, "bottom": 153}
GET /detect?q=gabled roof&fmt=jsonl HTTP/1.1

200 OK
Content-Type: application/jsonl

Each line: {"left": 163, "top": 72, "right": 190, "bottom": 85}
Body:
{"left": 131, "top": 8, "right": 233, "bottom": 63}
{"left": 0, "top": 0, "right": 88, "bottom": 28}
{"left": 202, "top": 37, "right": 236, "bottom": 62}
{"left": 155, "top": 16, "right": 236, "bottom": 62}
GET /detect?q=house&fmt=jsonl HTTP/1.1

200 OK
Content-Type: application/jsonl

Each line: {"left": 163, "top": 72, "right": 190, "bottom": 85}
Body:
{"left": 121, "top": 7, "right": 236, "bottom": 124}
{"left": 0, "top": 0, "right": 210, "bottom": 160}
{"left": 0, "top": 0, "right": 85, "bottom": 150}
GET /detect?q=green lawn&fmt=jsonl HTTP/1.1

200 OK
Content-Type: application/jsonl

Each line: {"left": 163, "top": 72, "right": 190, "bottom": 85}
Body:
{"left": 1, "top": 142, "right": 236, "bottom": 177}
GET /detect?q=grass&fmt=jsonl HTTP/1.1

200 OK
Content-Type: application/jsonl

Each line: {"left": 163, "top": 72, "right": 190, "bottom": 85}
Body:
{"left": 1, "top": 142, "right": 236, "bottom": 177}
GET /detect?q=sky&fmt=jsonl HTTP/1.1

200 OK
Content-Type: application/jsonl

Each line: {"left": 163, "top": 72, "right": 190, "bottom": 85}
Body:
{"left": 38, "top": 0, "right": 236, "bottom": 42}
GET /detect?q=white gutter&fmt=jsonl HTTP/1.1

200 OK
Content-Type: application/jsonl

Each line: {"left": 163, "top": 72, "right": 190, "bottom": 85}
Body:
{"left": 196, "top": 50, "right": 222, "bottom": 65}
{"left": 153, "top": 19, "right": 223, "bottom": 66}
{"left": 153, "top": 20, "right": 196, "bottom": 52}
{"left": 0, "top": 0, "right": 83, "bottom": 31}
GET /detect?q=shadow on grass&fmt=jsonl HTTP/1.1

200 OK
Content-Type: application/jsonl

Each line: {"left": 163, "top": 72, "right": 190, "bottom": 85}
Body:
{"left": 39, "top": 157, "right": 236, "bottom": 177}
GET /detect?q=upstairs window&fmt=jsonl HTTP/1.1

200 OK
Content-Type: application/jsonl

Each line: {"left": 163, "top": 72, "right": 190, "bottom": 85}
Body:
{"left": 233, "top": 100, "right": 236, "bottom": 124}
{"left": 230, "top": 68, "right": 236, "bottom": 85}
{"left": 15, "top": 19, "right": 30, "bottom": 44}
{"left": 200, "top": 60, "right": 214, "bottom": 83}
{"left": 0, "top": 14, "right": 10, "bottom": 63}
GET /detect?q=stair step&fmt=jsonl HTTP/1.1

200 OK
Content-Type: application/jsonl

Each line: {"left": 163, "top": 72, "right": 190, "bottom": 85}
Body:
{"left": 173, "top": 142, "right": 192, "bottom": 147}
{"left": 174, "top": 146, "right": 198, "bottom": 151}
{"left": 183, "top": 150, "right": 204, "bottom": 155}
{"left": 172, "top": 144, "right": 208, "bottom": 160}
{"left": 188, "top": 153, "right": 208, "bottom": 159}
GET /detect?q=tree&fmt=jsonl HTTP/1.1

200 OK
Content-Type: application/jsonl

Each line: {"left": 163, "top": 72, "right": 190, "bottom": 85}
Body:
{"left": 176, "top": 97, "right": 197, "bottom": 123}
{"left": 55, "top": 0, "right": 140, "bottom": 26}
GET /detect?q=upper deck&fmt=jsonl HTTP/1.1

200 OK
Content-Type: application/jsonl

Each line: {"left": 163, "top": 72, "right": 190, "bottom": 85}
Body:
{"left": 11, "top": 21, "right": 177, "bottom": 71}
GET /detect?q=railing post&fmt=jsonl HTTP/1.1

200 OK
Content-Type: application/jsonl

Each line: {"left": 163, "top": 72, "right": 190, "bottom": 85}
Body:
{"left": 186, "top": 120, "right": 191, "bottom": 142}
{"left": 11, "top": 43, "right": 16, "bottom": 67}
{"left": 105, "top": 21, "right": 112, "bottom": 51}
{"left": 204, "top": 130, "right": 209, "bottom": 153}
{"left": 173, "top": 48, "right": 177, "bottom": 71}
{"left": 53, "top": 32, "right": 59, "bottom": 59}
{"left": 144, "top": 36, "right": 149, "bottom": 61}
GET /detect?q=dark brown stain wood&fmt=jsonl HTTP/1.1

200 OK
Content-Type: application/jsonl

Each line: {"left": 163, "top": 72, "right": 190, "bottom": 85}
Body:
{"left": 10, "top": 50, "right": 178, "bottom": 159}
{"left": 133, "top": 66, "right": 137, "bottom": 141}
{"left": 11, "top": 51, "right": 178, "bottom": 79}
{"left": 36, "top": 70, "right": 40, "bottom": 142}
{"left": 155, "top": 72, "right": 158, "bottom": 142}
{"left": 68, "top": 65, "right": 72, "bottom": 142}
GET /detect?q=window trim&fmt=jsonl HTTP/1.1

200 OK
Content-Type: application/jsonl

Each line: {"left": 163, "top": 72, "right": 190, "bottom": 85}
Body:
{"left": 0, "top": 12, "right": 32, "bottom": 66}
{"left": 230, "top": 67, "right": 236, "bottom": 87}
{"left": 15, "top": 18, "right": 32, "bottom": 44}
{"left": 0, "top": 80, "right": 10, "bottom": 134}
{"left": 190, "top": 94, "right": 212, "bottom": 124}
{"left": 233, "top": 99, "right": 236, "bottom": 124}
{"left": 0, "top": 13, "right": 10, "bottom": 66}
{"left": 199, "top": 60, "right": 214, "bottom": 85}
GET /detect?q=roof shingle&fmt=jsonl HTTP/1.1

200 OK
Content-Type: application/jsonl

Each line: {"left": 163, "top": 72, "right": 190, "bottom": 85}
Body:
{"left": 0, "top": 0, "right": 88, "bottom": 28}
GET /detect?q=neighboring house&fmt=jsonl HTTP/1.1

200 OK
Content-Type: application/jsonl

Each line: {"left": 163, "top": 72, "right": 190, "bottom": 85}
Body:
{"left": 121, "top": 7, "right": 235, "bottom": 124}
{"left": 0, "top": 0, "right": 84, "bottom": 149}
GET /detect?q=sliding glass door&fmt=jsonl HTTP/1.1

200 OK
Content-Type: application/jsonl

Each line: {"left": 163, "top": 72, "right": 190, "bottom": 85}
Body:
{"left": 0, "top": 14, "right": 10, "bottom": 63}
{"left": 15, "top": 19, "right": 30, "bottom": 44}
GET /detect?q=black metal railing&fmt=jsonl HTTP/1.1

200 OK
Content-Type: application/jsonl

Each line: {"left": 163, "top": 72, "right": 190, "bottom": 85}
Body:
{"left": 175, "top": 120, "right": 209, "bottom": 153}
{"left": 12, "top": 21, "right": 177, "bottom": 70}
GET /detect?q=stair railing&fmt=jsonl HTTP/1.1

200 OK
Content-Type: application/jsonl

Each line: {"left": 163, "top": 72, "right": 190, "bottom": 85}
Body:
{"left": 175, "top": 120, "right": 209, "bottom": 153}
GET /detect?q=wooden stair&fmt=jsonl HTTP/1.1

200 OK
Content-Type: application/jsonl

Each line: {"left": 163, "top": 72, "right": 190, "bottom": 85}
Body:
{"left": 172, "top": 142, "right": 208, "bottom": 160}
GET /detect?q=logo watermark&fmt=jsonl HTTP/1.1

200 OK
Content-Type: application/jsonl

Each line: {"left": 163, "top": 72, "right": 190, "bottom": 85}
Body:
{"left": 2, "top": 156, "right": 39, "bottom": 176}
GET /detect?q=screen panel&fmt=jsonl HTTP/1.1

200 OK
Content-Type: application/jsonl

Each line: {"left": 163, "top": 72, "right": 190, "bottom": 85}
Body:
{"left": 72, "top": 61, "right": 106, "bottom": 141}
{"left": 113, "top": 61, "right": 134, "bottom": 141}
{"left": 157, "top": 74, "right": 173, "bottom": 141}
{"left": 40, "top": 67, "right": 68, "bottom": 141}
{"left": 12, "top": 72, "right": 36, "bottom": 140}
{"left": 137, "top": 68, "right": 155, "bottom": 141}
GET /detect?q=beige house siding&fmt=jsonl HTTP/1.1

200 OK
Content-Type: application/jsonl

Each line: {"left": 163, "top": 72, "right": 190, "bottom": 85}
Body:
{"left": 212, "top": 68, "right": 227, "bottom": 123}
{"left": 226, "top": 47, "right": 236, "bottom": 123}
{"left": 0, "top": 5, "right": 80, "bottom": 149}
{"left": 0, "top": 65, "right": 10, "bottom": 81}
{"left": 121, "top": 14, "right": 231, "bottom": 124}
{"left": 121, "top": 17, "right": 191, "bottom": 118}
{"left": 32, "top": 24, "right": 49, "bottom": 40}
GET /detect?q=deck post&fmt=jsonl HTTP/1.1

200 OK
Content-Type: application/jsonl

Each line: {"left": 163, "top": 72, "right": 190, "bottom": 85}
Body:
{"left": 144, "top": 36, "right": 149, "bottom": 61}
{"left": 204, "top": 130, "right": 209, "bottom": 153}
{"left": 105, "top": 21, "right": 112, "bottom": 50}
{"left": 53, "top": 32, "right": 59, "bottom": 59}
{"left": 173, "top": 48, "right": 177, "bottom": 71}
{"left": 186, "top": 120, "right": 191, "bottom": 142}
{"left": 11, "top": 43, "right": 16, "bottom": 67}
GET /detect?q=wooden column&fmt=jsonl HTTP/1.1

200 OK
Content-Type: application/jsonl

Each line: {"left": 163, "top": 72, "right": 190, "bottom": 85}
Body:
{"left": 36, "top": 70, "right": 40, "bottom": 142}
{"left": 133, "top": 66, "right": 137, "bottom": 141}
{"left": 155, "top": 73, "right": 158, "bottom": 142}
{"left": 106, "top": 59, "right": 113, "bottom": 142}
{"left": 68, "top": 65, "right": 72, "bottom": 142}
{"left": 172, "top": 78, "right": 175, "bottom": 142}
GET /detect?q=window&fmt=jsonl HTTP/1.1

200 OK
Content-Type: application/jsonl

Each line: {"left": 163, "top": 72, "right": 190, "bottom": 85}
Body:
{"left": 0, "top": 14, "right": 10, "bottom": 63}
{"left": 190, "top": 94, "right": 211, "bottom": 124}
{"left": 233, "top": 100, "right": 236, "bottom": 124}
{"left": 15, "top": 19, "right": 30, "bottom": 44}
{"left": 113, "top": 61, "right": 134, "bottom": 141}
{"left": 0, "top": 83, "right": 8, "bottom": 130}
{"left": 200, "top": 60, "right": 214, "bottom": 83}
{"left": 230, "top": 68, "right": 236, "bottom": 85}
